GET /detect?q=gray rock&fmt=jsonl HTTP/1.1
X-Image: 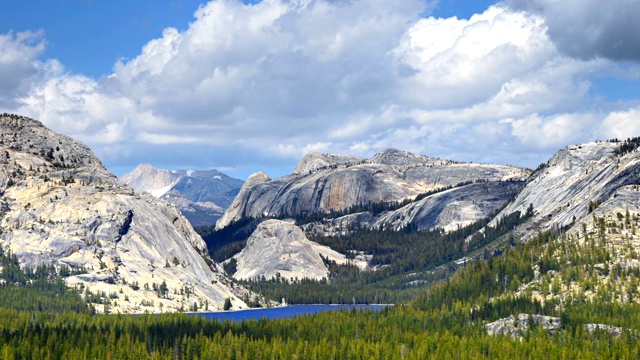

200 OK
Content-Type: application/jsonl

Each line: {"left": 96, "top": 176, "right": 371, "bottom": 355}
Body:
{"left": 374, "top": 182, "right": 525, "bottom": 232}
{"left": 216, "top": 149, "right": 530, "bottom": 230}
{"left": 486, "top": 314, "right": 560, "bottom": 338}
{"left": 0, "top": 114, "right": 256, "bottom": 313}
{"left": 231, "top": 219, "right": 353, "bottom": 281}
{"left": 492, "top": 141, "right": 640, "bottom": 240}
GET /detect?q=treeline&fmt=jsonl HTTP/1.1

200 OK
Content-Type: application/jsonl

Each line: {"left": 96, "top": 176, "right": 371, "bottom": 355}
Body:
{"left": 415, "top": 224, "right": 640, "bottom": 332}
{"left": 1, "top": 225, "right": 640, "bottom": 358}
{"left": 0, "top": 247, "right": 92, "bottom": 314}
{"left": 197, "top": 180, "right": 526, "bottom": 263}
{"left": 241, "top": 207, "right": 533, "bottom": 304}
{"left": 1, "top": 304, "right": 638, "bottom": 359}
{"left": 613, "top": 136, "right": 640, "bottom": 156}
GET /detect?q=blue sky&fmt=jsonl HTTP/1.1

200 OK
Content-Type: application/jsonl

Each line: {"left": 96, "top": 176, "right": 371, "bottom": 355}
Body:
{"left": 1, "top": 0, "right": 639, "bottom": 179}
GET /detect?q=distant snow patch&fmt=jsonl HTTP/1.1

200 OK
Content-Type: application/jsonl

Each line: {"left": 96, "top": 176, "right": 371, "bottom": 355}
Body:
{"left": 150, "top": 185, "right": 173, "bottom": 197}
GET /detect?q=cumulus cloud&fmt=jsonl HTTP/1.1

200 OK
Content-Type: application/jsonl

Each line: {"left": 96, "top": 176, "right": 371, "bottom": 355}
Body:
{"left": 598, "top": 108, "right": 640, "bottom": 140}
{"left": 507, "top": 0, "right": 640, "bottom": 62}
{"left": 1, "top": 0, "right": 639, "bottom": 177}
{"left": 0, "top": 31, "right": 46, "bottom": 107}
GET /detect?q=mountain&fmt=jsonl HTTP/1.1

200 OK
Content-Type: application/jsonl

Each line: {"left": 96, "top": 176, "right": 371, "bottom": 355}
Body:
{"left": 490, "top": 140, "right": 640, "bottom": 240}
{"left": 302, "top": 181, "right": 525, "bottom": 236}
{"left": 216, "top": 148, "right": 529, "bottom": 232}
{"left": 120, "top": 164, "right": 243, "bottom": 227}
{"left": 0, "top": 114, "right": 255, "bottom": 313}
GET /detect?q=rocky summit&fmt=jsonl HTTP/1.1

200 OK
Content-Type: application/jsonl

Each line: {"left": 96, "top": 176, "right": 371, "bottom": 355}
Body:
{"left": 0, "top": 114, "right": 253, "bottom": 313}
{"left": 216, "top": 148, "right": 529, "bottom": 232}
{"left": 121, "top": 164, "right": 243, "bottom": 227}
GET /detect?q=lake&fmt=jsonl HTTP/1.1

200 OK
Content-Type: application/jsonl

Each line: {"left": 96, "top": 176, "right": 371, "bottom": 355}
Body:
{"left": 198, "top": 304, "right": 391, "bottom": 322}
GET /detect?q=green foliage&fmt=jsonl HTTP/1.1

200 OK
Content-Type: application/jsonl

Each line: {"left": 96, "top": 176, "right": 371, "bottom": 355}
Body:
{"left": 614, "top": 136, "right": 640, "bottom": 156}
{"left": 196, "top": 217, "right": 260, "bottom": 262}
{"left": 223, "top": 257, "right": 237, "bottom": 276}
{"left": 243, "top": 209, "right": 533, "bottom": 305}
{"left": 0, "top": 209, "right": 638, "bottom": 357}
{"left": 0, "top": 248, "right": 92, "bottom": 314}
{"left": 0, "top": 299, "right": 636, "bottom": 358}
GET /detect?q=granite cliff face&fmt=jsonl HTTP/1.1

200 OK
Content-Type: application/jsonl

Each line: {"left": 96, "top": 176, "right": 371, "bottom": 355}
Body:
{"left": 0, "top": 114, "right": 252, "bottom": 313}
{"left": 216, "top": 148, "right": 529, "bottom": 232}
{"left": 492, "top": 141, "right": 640, "bottom": 239}
{"left": 121, "top": 164, "right": 243, "bottom": 227}
{"left": 230, "top": 219, "right": 365, "bottom": 281}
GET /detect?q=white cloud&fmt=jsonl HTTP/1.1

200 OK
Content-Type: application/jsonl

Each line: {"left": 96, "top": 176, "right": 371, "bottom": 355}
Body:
{"left": 1, "top": 0, "right": 639, "bottom": 176}
{"left": 0, "top": 31, "right": 46, "bottom": 107}
{"left": 598, "top": 108, "right": 640, "bottom": 140}
{"left": 507, "top": 113, "right": 602, "bottom": 149}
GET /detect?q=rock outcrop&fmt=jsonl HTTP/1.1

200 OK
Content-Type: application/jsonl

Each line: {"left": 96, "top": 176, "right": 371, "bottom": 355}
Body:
{"left": 487, "top": 314, "right": 631, "bottom": 339}
{"left": 121, "top": 164, "right": 243, "bottom": 227}
{"left": 216, "top": 149, "right": 530, "bottom": 232}
{"left": 230, "top": 219, "right": 364, "bottom": 281}
{"left": 492, "top": 141, "right": 640, "bottom": 239}
{"left": 0, "top": 114, "right": 253, "bottom": 313}
{"left": 486, "top": 314, "right": 561, "bottom": 338}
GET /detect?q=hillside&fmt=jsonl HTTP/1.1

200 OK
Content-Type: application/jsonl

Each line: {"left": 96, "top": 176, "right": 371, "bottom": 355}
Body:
{"left": 491, "top": 140, "right": 640, "bottom": 239}
{"left": 0, "top": 114, "right": 254, "bottom": 313}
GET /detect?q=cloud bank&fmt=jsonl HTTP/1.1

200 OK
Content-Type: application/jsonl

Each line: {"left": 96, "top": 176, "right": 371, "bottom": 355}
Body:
{"left": 507, "top": 0, "right": 640, "bottom": 62}
{"left": 1, "top": 0, "right": 639, "bottom": 178}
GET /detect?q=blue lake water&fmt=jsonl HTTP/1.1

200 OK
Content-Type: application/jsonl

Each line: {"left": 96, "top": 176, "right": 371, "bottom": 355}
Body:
{"left": 197, "top": 304, "right": 390, "bottom": 322}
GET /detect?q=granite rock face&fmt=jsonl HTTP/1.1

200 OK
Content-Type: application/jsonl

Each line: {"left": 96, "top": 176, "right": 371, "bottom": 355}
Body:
{"left": 230, "top": 219, "right": 364, "bottom": 281}
{"left": 0, "top": 114, "right": 253, "bottom": 313}
{"left": 217, "top": 148, "right": 529, "bottom": 232}
{"left": 492, "top": 141, "right": 640, "bottom": 239}
{"left": 121, "top": 164, "right": 243, "bottom": 226}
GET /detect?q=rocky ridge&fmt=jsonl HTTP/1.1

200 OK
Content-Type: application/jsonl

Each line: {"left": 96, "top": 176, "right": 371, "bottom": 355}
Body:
{"left": 216, "top": 149, "right": 529, "bottom": 231}
{"left": 121, "top": 164, "right": 243, "bottom": 227}
{"left": 0, "top": 114, "right": 253, "bottom": 313}
{"left": 492, "top": 141, "right": 640, "bottom": 240}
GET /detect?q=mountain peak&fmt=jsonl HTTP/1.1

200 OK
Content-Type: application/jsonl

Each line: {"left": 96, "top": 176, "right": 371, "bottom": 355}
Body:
{"left": 293, "top": 152, "right": 365, "bottom": 175}
{"left": 0, "top": 114, "right": 254, "bottom": 313}
{"left": 0, "top": 113, "right": 105, "bottom": 171}
{"left": 121, "top": 165, "right": 244, "bottom": 227}
{"left": 120, "top": 164, "right": 180, "bottom": 197}
{"left": 370, "top": 148, "right": 442, "bottom": 166}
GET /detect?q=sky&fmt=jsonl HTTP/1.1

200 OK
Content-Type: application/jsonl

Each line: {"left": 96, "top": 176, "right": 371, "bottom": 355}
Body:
{"left": 1, "top": 0, "right": 639, "bottom": 180}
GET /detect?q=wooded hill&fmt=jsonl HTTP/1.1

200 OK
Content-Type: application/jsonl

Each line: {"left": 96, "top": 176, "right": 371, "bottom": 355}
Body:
{"left": 1, "top": 211, "right": 640, "bottom": 358}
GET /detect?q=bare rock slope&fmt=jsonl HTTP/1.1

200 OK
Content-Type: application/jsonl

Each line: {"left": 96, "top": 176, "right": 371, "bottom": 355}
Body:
{"left": 0, "top": 114, "right": 252, "bottom": 313}
{"left": 217, "top": 148, "right": 529, "bottom": 232}
{"left": 231, "top": 219, "right": 364, "bottom": 281}
{"left": 493, "top": 141, "right": 640, "bottom": 239}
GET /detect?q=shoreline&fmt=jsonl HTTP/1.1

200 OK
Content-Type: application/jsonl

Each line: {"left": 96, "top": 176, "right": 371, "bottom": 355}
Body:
{"left": 200, "top": 303, "right": 394, "bottom": 315}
